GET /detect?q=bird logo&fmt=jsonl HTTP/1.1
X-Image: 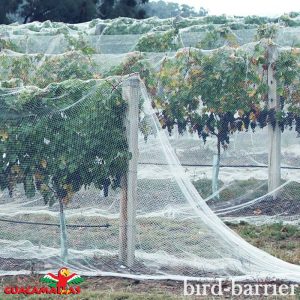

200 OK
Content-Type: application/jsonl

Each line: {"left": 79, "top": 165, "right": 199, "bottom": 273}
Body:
{"left": 40, "top": 267, "right": 84, "bottom": 294}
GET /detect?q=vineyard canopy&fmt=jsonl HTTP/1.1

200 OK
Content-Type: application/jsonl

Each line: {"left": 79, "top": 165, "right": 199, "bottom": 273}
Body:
{"left": 0, "top": 16, "right": 300, "bottom": 282}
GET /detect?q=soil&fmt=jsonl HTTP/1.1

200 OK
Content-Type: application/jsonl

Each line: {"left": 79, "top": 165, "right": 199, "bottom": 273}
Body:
{"left": 208, "top": 194, "right": 300, "bottom": 217}
{"left": 0, "top": 256, "right": 230, "bottom": 279}
{"left": 0, "top": 275, "right": 299, "bottom": 299}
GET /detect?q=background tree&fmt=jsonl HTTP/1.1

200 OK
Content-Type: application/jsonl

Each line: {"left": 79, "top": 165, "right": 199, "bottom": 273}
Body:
{"left": 0, "top": 0, "right": 149, "bottom": 24}
{"left": 19, "top": 0, "right": 98, "bottom": 23}
{"left": 98, "top": 0, "right": 148, "bottom": 19}
{"left": 144, "top": 1, "right": 208, "bottom": 18}
{"left": 180, "top": 4, "right": 198, "bottom": 18}
{"left": 199, "top": 7, "right": 208, "bottom": 17}
{"left": 0, "top": 0, "right": 22, "bottom": 24}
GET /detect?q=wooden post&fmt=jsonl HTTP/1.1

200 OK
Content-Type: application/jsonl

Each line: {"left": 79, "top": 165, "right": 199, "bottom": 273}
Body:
{"left": 267, "top": 44, "right": 281, "bottom": 196}
{"left": 212, "top": 154, "right": 220, "bottom": 200}
{"left": 59, "top": 199, "right": 68, "bottom": 262}
{"left": 119, "top": 75, "right": 140, "bottom": 267}
{"left": 119, "top": 176, "right": 128, "bottom": 264}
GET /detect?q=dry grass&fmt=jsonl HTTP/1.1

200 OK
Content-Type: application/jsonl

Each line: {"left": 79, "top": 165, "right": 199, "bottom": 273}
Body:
{"left": 227, "top": 221, "right": 300, "bottom": 265}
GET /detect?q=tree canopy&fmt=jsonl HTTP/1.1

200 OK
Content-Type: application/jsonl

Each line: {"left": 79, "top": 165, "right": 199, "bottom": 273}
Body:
{"left": 0, "top": 79, "right": 129, "bottom": 203}
{"left": 144, "top": 1, "right": 207, "bottom": 19}
{"left": 99, "top": 0, "right": 148, "bottom": 19}
{"left": 0, "top": 0, "right": 150, "bottom": 24}
{"left": 0, "top": 0, "right": 20, "bottom": 24}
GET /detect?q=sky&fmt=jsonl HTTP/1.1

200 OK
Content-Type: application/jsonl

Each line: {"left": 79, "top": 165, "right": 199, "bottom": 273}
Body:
{"left": 161, "top": 0, "right": 300, "bottom": 16}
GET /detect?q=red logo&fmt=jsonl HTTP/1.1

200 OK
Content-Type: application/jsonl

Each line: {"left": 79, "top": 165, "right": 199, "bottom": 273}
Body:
{"left": 4, "top": 268, "right": 84, "bottom": 295}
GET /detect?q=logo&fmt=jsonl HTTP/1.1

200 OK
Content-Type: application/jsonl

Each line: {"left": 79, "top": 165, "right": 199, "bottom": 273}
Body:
{"left": 4, "top": 268, "right": 84, "bottom": 295}
{"left": 183, "top": 280, "right": 299, "bottom": 297}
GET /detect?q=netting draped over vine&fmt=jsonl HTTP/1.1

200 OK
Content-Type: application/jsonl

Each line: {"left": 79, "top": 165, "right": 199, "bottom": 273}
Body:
{"left": 0, "top": 17, "right": 300, "bottom": 282}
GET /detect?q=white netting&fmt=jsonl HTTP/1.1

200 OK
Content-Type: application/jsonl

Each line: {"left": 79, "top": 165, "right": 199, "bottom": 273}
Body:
{"left": 0, "top": 17, "right": 300, "bottom": 282}
{"left": 1, "top": 17, "right": 300, "bottom": 54}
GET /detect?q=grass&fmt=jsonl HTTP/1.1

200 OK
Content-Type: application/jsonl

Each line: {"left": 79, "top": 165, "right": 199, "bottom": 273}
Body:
{"left": 1, "top": 178, "right": 300, "bottom": 299}
{"left": 1, "top": 291, "right": 299, "bottom": 299}
{"left": 0, "top": 277, "right": 299, "bottom": 300}
{"left": 226, "top": 221, "right": 300, "bottom": 265}
{"left": 0, "top": 213, "right": 299, "bottom": 265}
{"left": 139, "top": 218, "right": 300, "bottom": 265}
{"left": 0, "top": 219, "right": 300, "bottom": 298}
{"left": 193, "top": 178, "right": 269, "bottom": 201}
{"left": 193, "top": 178, "right": 300, "bottom": 202}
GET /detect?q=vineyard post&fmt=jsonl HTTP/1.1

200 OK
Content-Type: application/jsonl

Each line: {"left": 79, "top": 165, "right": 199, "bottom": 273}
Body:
{"left": 58, "top": 198, "right": 68, "bottom": 262}
{"left": 119, "top": 75, "right": 140, "bottom": 267}
{"left": 267, "top": 44, "right": 281, "bottom": 197}
{"left": 212, "top": 154, "right": 220, "bottom": 199}
{"left": 212, "top": 136, "right": 221, "bottom": 200}
{"left": 51, "top": 181, "right": 68, "bottom": 262}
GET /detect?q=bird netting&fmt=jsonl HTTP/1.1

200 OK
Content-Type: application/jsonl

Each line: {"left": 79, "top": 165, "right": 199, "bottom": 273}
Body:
{"left": 0, "top": 17, "right": 300, "bottom": 282}
{"left": 1, "top": 16, "right": 300, "bottom": 54}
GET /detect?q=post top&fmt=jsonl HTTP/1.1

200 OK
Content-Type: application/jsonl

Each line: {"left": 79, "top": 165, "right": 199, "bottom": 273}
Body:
{"left": 122, "top": 74, "right": 141, "bottom": 88}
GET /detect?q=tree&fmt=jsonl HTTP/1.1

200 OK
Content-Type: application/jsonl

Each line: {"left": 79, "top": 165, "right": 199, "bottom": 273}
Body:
{"left": 19, "top": 0, "right": 98, "bottom": 23}
{"left": 0, "top": 79, "right": 130, "bottom": 261}
{"left": 0, "top": 0, "right": 21, "bottom": 24}
{"left": 98, "top": 0, "right": 149, "bottom": 19}
{"left": 149, "top": 41, "right": 300, "bottom": 198}
{"left": 143, "top": 0, "right": 170, "bottom": 19}
{"left": 199, "top": 7, "right": 208, "bottom": 17}
{"left": 144, "top": 1, "right": 207, "bottom": 19}
{"left": 0, "top": 0, "right": 149, "bottom": 24}
{"left": 181, "top": 4, "right": 198, "bottom": 18}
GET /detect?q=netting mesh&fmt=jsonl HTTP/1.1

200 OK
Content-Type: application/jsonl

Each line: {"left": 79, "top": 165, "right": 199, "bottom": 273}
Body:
{"left": 0, "top": 77, "right": 129, "bottom": 274}
{"left": 0, "top": 17, "right": 300, "bottom": 282}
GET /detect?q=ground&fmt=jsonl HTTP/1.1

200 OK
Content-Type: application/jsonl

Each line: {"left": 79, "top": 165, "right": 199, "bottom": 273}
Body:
{"left": 0, "top": 179, "right": 299, "bottom": 298}
{"left": 0, "top": 275, "right": 300, "bottom": 299}
{"left": 195, "top": 178, "right": 300, "bottom": 217}
{"left": 227, "top": 222, "right": 300, "bottom": 265}
{"left": 0, "top": 222, "right": 299, "bottom": 299}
